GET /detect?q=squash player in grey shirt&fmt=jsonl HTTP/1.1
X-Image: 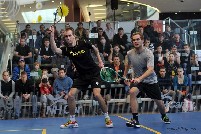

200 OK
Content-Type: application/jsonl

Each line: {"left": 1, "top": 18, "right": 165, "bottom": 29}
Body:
{"left": 123, "top": 32, "right": 171, "bottom": 128}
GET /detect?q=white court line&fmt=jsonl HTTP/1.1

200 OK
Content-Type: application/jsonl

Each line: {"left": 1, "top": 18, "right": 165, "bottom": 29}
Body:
{"left": 0, "top": 128, "right": 43, "bottom": 132}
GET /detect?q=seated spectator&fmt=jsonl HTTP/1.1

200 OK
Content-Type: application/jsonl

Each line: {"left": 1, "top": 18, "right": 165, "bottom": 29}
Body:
{"left": 190, "top": 54, "right": 201, "bottom": 81}
{"left": 96, "top": 36, "right": 111, "bottom": 61}
{"left": 53, "top": 68, "right": 73, "bottom": 100}
{"left": 31, "top": 62, "right": 42, "bottom": 92}
{"left": 155, "top": 34, "right": 171, "bottom": 52}
{"left": 172, "top": 34, "right": 184, "bottom": 51}
{"left": 181, "top": 44, "right": 195, "bottom": 87}
{"left": 13, "top": 38, "right": 33, "bottom": 65}
{"left": 104, "top": 22, "right": 115, "bottom": 43}
{"left": 39, "top": 38, "right": 54, "bottom": 64}
{"left": 173, "top": 67, "right": 189, "bottom": 100}
{"left": 113, "top": 27, "right": 128, "bottom": 56}
{"left": 169, "top": 45, "right": 181, "bottom": 64}
{"left": 164, "top": 53, "right": 180, "bottom": 79}
{"left": 0, "top": 71, "right": 15, "bottom": 119}
{"left": 144, "top": 37, "right": 154, "bottom": 53}
{"left": 157, "top": 67, "right": 175, "bottom": 112}
{"left": 163, "top": 25, "right": 174, "bottom": 41}
{"left": 137, "top": 26, "right": 148, "bottom": 41}
{"left": 75, "top": 22, "right": 86, "bottom": 41}
{"left": 40, "top": 77, "right": 53, "bottom": 118}
{"left": 14, "top": 71, "right": 36, "bottom": 119}
{"left": 154, "top": 45, "right": 165, "bottom": 73}
{"left": 108, "top": 44, "right": 124, "bottom": 64}
{"left": 39, "top": 69, "right": 52, "bottom": 87}
{"left": 108, "top": 56, "right": 125, "bottom": 98}
{"left": 21, "top": 24, "right": 32, "bottom": 38}
{"left": 12, "top": 58, "right": 31, "bottom": 82}
{"left": 91, "top": 20, "right": 102, "bottom": 33}
{"left": 144, "top": 20, "right": 158, "bottom": 44}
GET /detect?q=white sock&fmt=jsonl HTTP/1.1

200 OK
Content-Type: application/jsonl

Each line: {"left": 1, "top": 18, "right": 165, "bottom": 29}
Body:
{"left": 70, "top": 115, "right": 75, "bottom": 121}
{"left": 104, "top": 112, "right": 110, "bottom": 119}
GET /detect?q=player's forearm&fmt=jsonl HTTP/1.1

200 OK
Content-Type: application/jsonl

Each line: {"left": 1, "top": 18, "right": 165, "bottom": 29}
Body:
{"left": 139, "top": 67, "right": 154, "bottom": 81}
{"left": 92, "top": 45, "right": 103, "bottom": 63}
{"left": 50, "top": 36, "right": 57, "bottom": 53}
{"left": 123, "top": 64, "right": 130, "bottom": 78}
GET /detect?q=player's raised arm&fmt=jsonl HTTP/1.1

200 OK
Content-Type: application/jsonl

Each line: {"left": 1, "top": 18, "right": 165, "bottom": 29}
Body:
{"left": 49, "top": 26, "right": 62, "bottom": 55}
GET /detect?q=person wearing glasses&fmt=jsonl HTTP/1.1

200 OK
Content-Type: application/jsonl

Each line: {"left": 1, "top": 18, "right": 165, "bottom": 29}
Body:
{"left": 123, "top": 32, "right": 171, "bottom": 128}
{"left": 49, "top": 26, "right": 113, "bottom": 129}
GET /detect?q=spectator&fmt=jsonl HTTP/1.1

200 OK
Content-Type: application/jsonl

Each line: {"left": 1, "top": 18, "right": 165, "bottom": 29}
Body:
{"left": 40, "top": 77, "right": 53, "bottom": 117}
{"left": 13, "top": 38, "right": 33, "bottom": 65}
{"left": 96, "top": 36, "right": 111, "bottom": 61}
{"left": 173, "top": 67, "right": 189, "bottom": 100}
{"left": 12, "top": 58, "right": 31, "bottom": 82}
{"left": 154, "top": 45, "right": 165, "bottom": 73}
{"left": 0, "top": 71, "right": 15, "bottom": 119}
{"left": 104, "top": 22, "right": 115, "bottom": 43}
{"left": 180, "top": 44, "right": 195, "bottom": 89}
{"left": 31, "top": 62, "right": 42, "bottom": 93}
{"left": 21, "top": 24, "right": 32, "bottom": 38}
{"left": 109, "top": 56, "right": 125, "bottom": 98}
{"left": 190, "top": 54, "right": 201, "bottom": 81}
{"left": 39, "top": 38, "right": 54, "bottom": 64}
{"left": 155, "top": 34, "right": 171, "bottom": 52}
{"left": 172, "top": 34, "right": 184, "bottom": 50}
{"left": 91, "top": 20, "right": 102, "bottom": 33}
{"left": 144, "top": 20, "right": 158, "bottom": 43}
{"left": 113, "top": 27, "right": 128, "bottom": 56}
{"left": 144, "top": 37, "right": 154, "bottom": 53}
{"left": 163, "top": 25, "right": 174, "bottom": 41}
{"left": 53, "top": 68, "right": 73, "bottom": 100}
{"left": 164, "top": 53, "right": 180, "bottom": 79}
{"left": 75, "top": 22, "right": 86, "bottom": 41}
{"left": 108, "top": 44, "right": 124, "bottom": 64}
{"left": 157, "top": 67, "right": 175, "bottom": 112}
{"left": 14, "top": 71, "right": 36, "bottom": 119}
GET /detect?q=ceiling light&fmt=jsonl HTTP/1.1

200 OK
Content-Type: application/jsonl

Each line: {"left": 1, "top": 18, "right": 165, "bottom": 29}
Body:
{"left": 1, "top": 19, "right": 11, "bottom": 21}
{"left": 123, "top": 11, "right": 129, "bottom": 13}
{"left": 0, "top": 8, "right": 5, "bottom": 9}
{"left": 4, "top": 23, "right": 16, "bottom": 25}
{"left": 94, "top": 9, "right": 106, "bottom": 11}
{"left": 0, "top": 12, "right": 7, "bottom": 13}
{"left": 0, "top": 16, "right": 8, "bottom": 17}
{"left": 52, "top": 1, "right": 54, "bottom": 2}
{"left": 6, "top": 25, "right": 16, "bottom": 28}
{"left": 95, "top": 16, "right": 105, "bottom": 18}
{"left": 120, "top": 0, "right": 128, "bottom": 2}
{"left": 94, "top": 13, "right": 106, "bottom": 15}
{"left": 175, "top": 13, "right": 177, "bottom": 14}
{"left": 30, "top": 7, "right": 31, "bottom": 9}
{"left": 60, "top": 2, "right": 62, "bottom": 4}
{"left": 86, "top": 5, "right": 103, "bottom": 8}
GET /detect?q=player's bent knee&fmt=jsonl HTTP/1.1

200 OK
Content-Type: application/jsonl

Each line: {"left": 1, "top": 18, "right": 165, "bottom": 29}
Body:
{"left": 129, "top": 87, "right": 139, "bottom": 95}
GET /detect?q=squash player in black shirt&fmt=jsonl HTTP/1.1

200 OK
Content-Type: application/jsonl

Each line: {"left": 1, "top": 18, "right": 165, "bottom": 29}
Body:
{"left": 49, "top": 26, "right": 113, "bottom": 128}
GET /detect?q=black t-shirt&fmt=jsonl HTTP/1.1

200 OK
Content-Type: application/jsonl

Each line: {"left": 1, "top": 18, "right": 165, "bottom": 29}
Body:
{"left": 15, "top": 44, "right": 31, "bottom": 56}
{"left": 61, "top": 40, "right": 100, "bottom": 75}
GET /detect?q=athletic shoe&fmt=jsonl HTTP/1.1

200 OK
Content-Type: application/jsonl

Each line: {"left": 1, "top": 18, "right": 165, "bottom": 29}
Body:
{"left": 60, "top": 120, "right": 79, "bottom": 128}
{"left": 162, "top": 115, "right": 171, "bottom": 124}
{"left": 126, "top": 118, "right": 140, "bottom": 128}
{"left": 105, "top": 117, "right": 113, "bottom": 128}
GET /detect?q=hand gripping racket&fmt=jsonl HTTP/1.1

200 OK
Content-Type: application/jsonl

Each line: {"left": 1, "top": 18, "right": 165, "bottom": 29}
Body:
{"left": 100, "top": 67, "right": 127, "bottom": 83}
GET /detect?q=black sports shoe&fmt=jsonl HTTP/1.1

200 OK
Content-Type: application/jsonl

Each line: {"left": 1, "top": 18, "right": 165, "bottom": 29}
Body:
{"left": 126, "top": 118, "right": 140, "bottom": 128}
{"left": 162, "top": 115, "right": 171, "bottom": 124}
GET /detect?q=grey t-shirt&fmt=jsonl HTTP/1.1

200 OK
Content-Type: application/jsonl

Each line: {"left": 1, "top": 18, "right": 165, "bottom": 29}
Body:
{"left": 127, "top": 48, "right": 157, "bottom": 84}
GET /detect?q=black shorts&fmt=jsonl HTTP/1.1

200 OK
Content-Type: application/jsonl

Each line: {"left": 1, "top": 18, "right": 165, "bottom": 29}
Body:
{"left": 130, "top": 82, "right": 162, "bottom": 100}
{"left": 72, "top": 71, "right": 102, "bottom": 90}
